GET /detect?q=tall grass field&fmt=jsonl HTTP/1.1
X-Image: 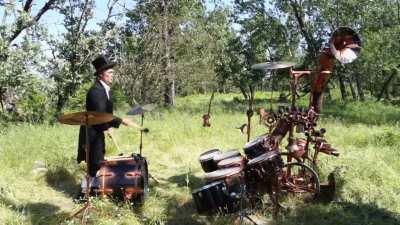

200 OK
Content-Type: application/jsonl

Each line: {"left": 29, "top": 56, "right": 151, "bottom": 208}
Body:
{"left": 0, "top": 93, "right": 399, "bottom": 225}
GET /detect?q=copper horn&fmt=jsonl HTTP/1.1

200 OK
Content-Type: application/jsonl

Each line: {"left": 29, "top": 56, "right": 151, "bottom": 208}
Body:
{"left": 330, "top": 27, "right": 362, "bottom": 64}
{"left": 310, "top": 27, "right": 362, "bottom": 113}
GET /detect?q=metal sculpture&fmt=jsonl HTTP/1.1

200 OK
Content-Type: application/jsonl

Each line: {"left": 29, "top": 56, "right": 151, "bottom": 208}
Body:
{"left": 192, "top": 27, "right": 362, "bottom": 222}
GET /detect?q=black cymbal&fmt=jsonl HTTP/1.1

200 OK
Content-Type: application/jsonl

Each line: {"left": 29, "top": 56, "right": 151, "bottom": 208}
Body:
{"left": 127, "top": 104, "right": 156, "bottom": 115}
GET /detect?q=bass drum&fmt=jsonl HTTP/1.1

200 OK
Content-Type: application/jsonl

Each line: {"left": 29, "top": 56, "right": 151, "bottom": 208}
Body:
{"left": 244, "top": 150, "right": 283, "bottom": 194}
{"left": 192, "top": 181, "right": 239, "bottom": 215}
{"left": 96, "top": 154, "right": 148, "bottom": 203}
{"left": 134, "top": 155, "right": 149, "bottom": 204}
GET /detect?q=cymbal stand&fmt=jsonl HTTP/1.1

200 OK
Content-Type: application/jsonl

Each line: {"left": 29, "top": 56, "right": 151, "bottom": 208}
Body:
{"left": 138, "top": 112, "right": 159, "bottom": 184}
{"left": 70, "top": 113, "right": 93, "bottom": 224}
{"left": 238, "top": 184, "right": 258, "bottom": 225}
{"left": 140, "top": 113, "right": 144, "bottom": 155}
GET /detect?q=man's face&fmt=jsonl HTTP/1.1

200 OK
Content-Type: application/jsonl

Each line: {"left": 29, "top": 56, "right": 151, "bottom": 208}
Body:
{"left": 99, "top": 68, "right": 114, "bottom": 85}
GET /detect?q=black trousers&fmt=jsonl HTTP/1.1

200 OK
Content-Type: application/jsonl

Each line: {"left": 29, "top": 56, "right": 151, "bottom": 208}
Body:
{"left": 78, "top": 126, "right": 105, "bottom": 177}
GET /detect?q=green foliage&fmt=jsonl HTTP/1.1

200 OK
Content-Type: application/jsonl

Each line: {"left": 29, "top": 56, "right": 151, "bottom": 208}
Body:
{"left": 17, "top": 81, "right": 53, "bottom": 123}
{"left": 67, "top": 82, "right": 92, "bottom": 111}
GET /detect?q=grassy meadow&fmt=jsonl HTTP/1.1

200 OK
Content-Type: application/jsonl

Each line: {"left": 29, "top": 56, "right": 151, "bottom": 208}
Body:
{"left": 0, "top": 92, "right": 399, "bottom": 225}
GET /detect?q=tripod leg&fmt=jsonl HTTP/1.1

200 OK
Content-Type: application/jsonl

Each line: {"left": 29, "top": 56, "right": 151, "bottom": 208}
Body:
{"left": 244, "top": 215, "right": 259, "bottom": 225}
{"left": 148, "top": 173, "right": 160, "bottom": 184}
{"left": 270, "top": 175, "right": 282, "bottom": 219}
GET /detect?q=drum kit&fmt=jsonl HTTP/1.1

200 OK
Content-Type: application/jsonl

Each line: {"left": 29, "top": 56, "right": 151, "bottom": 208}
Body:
{"left": 58, "top": 104, "right": 154, "bottom": 221}
{"left": 193, "top": 146, "right": 283, "bottom": 222}
{"left": 193, "top": 27, "right": 362, "bottom": 221}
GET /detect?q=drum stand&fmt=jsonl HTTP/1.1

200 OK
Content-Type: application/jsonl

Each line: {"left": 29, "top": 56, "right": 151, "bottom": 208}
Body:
{"left": 70, "top": 115, "right": 94, "bottom": 224}
{"left": 238, "top": 184, "right": 259, "bottom": 225}
{"left": 139, "top": 112, "right": 160, "bottom": 184}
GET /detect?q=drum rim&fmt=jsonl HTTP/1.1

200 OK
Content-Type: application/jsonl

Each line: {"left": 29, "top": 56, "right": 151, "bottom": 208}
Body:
{"left": 204, "top": 167, "right": 243, "bottom": 181}
{"left": 243, "top": 135, "right": 268, "bottom": 149}
{"left": 199, "top": 148, "right": 221, "bottom": 161}
{"left": 217, "top": 156, "right": 244, "bottom": 167}
{"left": 213, "top": 149, "right": 240, "bottom": 161}
{"left": 192, "top": 180, "right": 225, "bottom": 193}
{"left": 247, "top": 150, "right": 280, "bottom": 165}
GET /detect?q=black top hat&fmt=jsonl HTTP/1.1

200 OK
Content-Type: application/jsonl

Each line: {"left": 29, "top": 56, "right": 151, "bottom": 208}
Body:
{"left": 92, "top": 55, "right": 116, "bottom": 75}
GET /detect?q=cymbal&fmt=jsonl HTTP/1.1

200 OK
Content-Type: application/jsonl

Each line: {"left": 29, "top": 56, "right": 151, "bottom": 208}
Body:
{"left": 127, "top": 104, "right": 156, "bottom": 115}
{"left": 251, "top": 61, "right": 296, "bottom": 71}
{"left": 58, "top": 111, "right": 114, "bottom": 126}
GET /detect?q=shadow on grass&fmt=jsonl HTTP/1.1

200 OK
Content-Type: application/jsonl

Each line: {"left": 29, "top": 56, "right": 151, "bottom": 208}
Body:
{"left": 163, "top": 193, "right": 246, "bottom": 225}
{"left": 0, "top": 194, "right": 69, "bottom": 225}
{"left": 165, "top": 198, "right": 204, "bottom": 225}
{"left": 322, "top": 100, "right": 400, "bottom": 125}
{"left": 26, "top": 202, "right": 70, "bottom": 225}
{"left": 277, "top": 201, "right": 400, "bottom": 225}
{"left": 45, "top": 166, "right": 80, "bottom": 198}
{"left": 167, "top": 173, "right": 203, "bottom": 191}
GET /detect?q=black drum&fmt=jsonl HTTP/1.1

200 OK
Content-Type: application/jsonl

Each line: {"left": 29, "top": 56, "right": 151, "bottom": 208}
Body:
{"left": 192, "top": 181, "right": 240, "bottom": 215}
{"left": 213, "top": 149, "right": 241, "bottom": 163}
{"left": 243, "top": 135, "right": 269, "bottom": 159}
{"left": 199, "top": 148, "right": 221, "bottom": 172}
{"left": 217, "top": 156, "right": 246, "bottom": 169}
{"left": 244, "top": 150, "right": 283, "bottom": 194}
{"left": 204, "top": 167, "right": 244, "bottom": 194}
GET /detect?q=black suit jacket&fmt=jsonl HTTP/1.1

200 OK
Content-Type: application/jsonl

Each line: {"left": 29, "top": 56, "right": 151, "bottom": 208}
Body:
{"left": 77, "top": 80, "right": 122, "bottom": 171}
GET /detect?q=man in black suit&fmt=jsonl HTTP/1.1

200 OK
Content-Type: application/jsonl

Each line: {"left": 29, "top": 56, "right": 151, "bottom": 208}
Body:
{"left": 77, "top": 55, "right": 135, "bottom": 183}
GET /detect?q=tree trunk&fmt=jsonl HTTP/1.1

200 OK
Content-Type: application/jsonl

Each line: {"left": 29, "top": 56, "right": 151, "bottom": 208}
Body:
{"left": 354, "top": 72, "right": 365, "bottom": 101}
{"left": 325, "top": 85, "right": 332, "bottom": 101}
{"left": 377, "top": 69, "right": 396, "bottom": 101}
{"left": 348, "top": 78, "right": 357, "bottom": 100}
{"left": 161, "top": 0, "right": 174, "bottom": 106}
{"left": 289, "top": 0, "right": 318, "bottom": 58}
{"left": 338, "top": 74, "right": 347, "bottom": 101}
{"left": 0, "top": 88, "right": 5, "bottom": 112}
{"left": 55, "top": 95, "right": 67, "bottom": 118}
{"left": 239, "top": 86, "right": 249, "bottom": 100}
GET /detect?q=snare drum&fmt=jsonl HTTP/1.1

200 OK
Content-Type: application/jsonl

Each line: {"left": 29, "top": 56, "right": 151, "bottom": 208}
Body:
{"left": 245, "top": 151, "right": 283, "bottom": 194}
{"left": 199, "top": 148, "right": 221, "bottom": 172}
{"left": 192, "top": 181, "right": 239, "bottom": 215}
{"left": 96, "top": 155, "right": 148, "bottom": 201}
{"left": 244, "top": 135, "right": 270, "bottom": 159}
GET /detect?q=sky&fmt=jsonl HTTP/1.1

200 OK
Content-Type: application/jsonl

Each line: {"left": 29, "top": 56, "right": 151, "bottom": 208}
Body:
{"left": 0, "top": 0, "right": 234, "bottom": 38}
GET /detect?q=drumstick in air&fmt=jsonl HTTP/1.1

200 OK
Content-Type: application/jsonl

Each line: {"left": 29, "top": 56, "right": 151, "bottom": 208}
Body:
{"left": 107, "top": 132, "right": 122, "bottom": 152}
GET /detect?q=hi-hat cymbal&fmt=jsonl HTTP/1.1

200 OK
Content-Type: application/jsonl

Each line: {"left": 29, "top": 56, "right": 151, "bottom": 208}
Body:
{"left": 58, "top": 111, "right": 114, "bottom": 126}
{"left": 251, "top": 61, "right": 296, "bottom": 71}
{"left": 127, "top": 104, "right": 156, "bottom": 116}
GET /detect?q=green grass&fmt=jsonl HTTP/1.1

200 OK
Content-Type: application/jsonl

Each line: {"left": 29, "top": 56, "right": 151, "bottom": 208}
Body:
{"left": 0, "top": 92, "right": 399, "bottom": 225}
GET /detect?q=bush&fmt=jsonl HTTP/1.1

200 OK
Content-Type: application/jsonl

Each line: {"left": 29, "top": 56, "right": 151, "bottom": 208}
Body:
{"left": 18, "top": 86, "right": 53, "bottom": 123}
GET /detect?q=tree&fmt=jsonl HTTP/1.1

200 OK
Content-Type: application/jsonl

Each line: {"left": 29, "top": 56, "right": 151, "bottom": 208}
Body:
{"left": 49, "top": 0, "right": 123, "bottom": 115}
{"left": 120, "top": 0, "right": 230, "bottom": 105}
{"left": 0, "top": 0, "right": 57, "bottom": 116}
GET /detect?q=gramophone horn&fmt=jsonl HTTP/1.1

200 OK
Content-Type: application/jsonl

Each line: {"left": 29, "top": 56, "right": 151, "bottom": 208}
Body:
{"left": 330, "top": 27, "right": 362, "bottom": 64}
